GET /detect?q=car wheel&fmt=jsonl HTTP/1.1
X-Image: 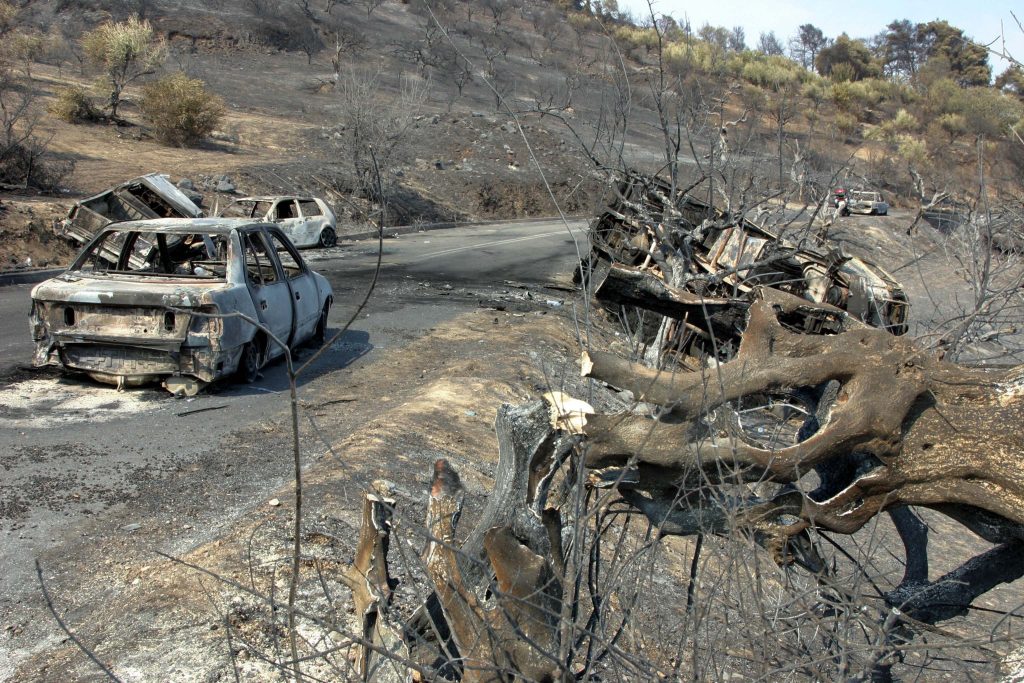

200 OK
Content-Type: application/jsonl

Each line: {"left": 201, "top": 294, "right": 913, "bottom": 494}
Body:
{"left": 236, "top": 341, "right": 261, "bottom": 383}
{"left": 879, "top": 209, "right": 888, "bottom": 216}
{"left": 318, "top": 226, "right": 337, "bottom": 248}
{"left": 312, "top": 303, "right": 330, "bottom": 347}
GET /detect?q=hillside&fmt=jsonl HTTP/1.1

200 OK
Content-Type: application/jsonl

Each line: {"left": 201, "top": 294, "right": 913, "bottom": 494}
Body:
{"left": 1, "top": 0, "right": 1020, "bottom": 270}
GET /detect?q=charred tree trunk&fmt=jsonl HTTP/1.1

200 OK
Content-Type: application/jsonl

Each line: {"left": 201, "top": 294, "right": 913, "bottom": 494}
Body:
{"left": 338, "top": 481, "right": 402, "bottom": 681}
{"left": 582, "top": 289, "right": 1024, "bottom": 539}
{"left": 350, "top": 404, "right": 571, "bottom": 681}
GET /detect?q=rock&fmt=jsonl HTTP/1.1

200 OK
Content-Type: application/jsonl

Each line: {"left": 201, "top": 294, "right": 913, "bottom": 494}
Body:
{"left": 215, "top": 178, "right": 236, "bottom": 193}
{"left": 471, "top": 111, "right": 485, "bottom": 117}
{"left": 177, "top": 178, "right": 195, "bottom": 190}
{"left": 268, "top": 498, "right": 281, "bottom": 507}
{"left": 434, "top": 160, "right": 446, "bottom": 170}
{"left": 180, "top": 188, "right": 204, "bottom": 207}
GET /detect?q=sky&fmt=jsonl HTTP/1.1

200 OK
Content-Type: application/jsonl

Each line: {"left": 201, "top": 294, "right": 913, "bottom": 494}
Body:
{"left": 616, "top": 0, "right": 1023, "bottom": 73}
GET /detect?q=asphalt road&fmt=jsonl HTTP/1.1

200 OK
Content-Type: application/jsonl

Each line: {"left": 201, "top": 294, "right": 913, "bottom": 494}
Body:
{"left": 0, "top": 218, "right": 587, "bottom": 679}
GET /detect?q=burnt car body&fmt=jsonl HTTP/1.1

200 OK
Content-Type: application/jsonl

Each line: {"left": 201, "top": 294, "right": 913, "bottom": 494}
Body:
{"left": 846, "top": 190, "right": 889, "bottom": 216}
{"left": 55, "top": 173, "right": 203, "bottom": 249}
{"left": 30, "top": 218, "right": 333, "bottom": 392}
{"left": 220, "top": 196, "right": 338, "bottom": 248}
{"left": 585, "top": 174, "right": 909, "bottom": 367}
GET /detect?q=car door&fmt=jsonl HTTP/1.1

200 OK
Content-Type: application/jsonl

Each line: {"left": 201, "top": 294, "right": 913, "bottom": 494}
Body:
{"left": 271, "top": 199, "right": 308, "bottom": 246}
{"left": 241, "top": 228, "right": 294, "bottom": 356}
{"left": 266, "top": 228, "right": 319, "bottom": 340}
{"left": 296, "top": 199, "right": 326, "bottom": 246}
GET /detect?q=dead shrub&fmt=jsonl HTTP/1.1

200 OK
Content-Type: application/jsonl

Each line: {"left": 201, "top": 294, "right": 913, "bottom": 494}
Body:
{"left": 139, "top": 72, "right": 225, "bottom": 147}
{"left": 47, "top": 86, "right": 100, "bottom": 123}
{"left": 476, "top": 179, "right": 546, "bottom": 217}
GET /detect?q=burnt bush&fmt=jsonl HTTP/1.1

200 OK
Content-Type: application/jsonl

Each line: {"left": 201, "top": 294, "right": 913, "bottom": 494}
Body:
{"left": 0, "top": 138, "right": 74, "bottom": 192}
{"left": 47, "top": 86, "right": 101, "bottom": 123}
{"left": 139, "top": 72, "right": 225, "bottom": 147}
{"left": 476, "top": 178, "right": 597, "bottom": 218}
{"left": 1, "top": 75, "right": 74, "bottom": 191}
{"left": 476, "top": 179, "right": 547, "bottom": 217}
{"left": 242, "top": 1, "right": 322, "bottom": 58}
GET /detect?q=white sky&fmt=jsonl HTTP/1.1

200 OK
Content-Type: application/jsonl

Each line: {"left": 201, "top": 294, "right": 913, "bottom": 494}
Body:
{"left": 617, "top": 0, "right": 1022, "bottom": 73}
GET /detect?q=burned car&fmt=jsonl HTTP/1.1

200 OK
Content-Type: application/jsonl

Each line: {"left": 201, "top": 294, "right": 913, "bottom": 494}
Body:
{"left": 30, "top": 218, "right": 333, "bottom": 393}
{"left": 55, "top": 173, "right": 203, "bottom": 249}
{"left": 846, "top": 190, "right": 889, "bottom": 216}
{"left": 220, "top": 196, "right": 338, "bottom": 248}
{"left": 583, "top": 173, "right": 909, "bottom": 367}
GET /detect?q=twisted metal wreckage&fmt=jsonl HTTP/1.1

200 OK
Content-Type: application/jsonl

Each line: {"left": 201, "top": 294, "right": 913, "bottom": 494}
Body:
{"left": 325, "top": 175, "right": 1023, "bottom": 679}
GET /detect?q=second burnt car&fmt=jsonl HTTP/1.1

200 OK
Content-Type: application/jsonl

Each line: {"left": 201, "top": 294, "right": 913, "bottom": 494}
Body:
{"left": 220, "top": 196, "right": 338, "bottom": 248}
{"left": 582, "top": 173, "right": 909, "bottom": 368}
{"left": 29, "top": 218, "right": 333, "bottom": 393}
{"left": 54, "top": 173, "right": 204, "bottom": 249}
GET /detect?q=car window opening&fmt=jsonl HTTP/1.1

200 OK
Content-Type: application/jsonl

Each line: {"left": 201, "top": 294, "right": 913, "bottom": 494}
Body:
{"left": 276, "top": 201, "right": 297, "bottom": 219}
{"left": 73, "top": 230, "right": 228, "bottom": 279}
{"left": 243, "top": 231, "right": 278, "bottom": 285}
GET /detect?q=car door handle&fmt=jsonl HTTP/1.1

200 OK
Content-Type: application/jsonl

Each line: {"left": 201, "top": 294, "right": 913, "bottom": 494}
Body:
{"left": 294, "top": 291, "right": 301, "bottom": 300}
{"left": 260, "top": 299, "right": 268, "bottom": 310}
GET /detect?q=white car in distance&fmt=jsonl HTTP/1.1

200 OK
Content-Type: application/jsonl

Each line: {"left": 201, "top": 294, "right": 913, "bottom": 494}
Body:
{"left": 221, "top": 196, "right": 338, "bottom": 248}
{"left": 847, "top": 190, "right": 889, "bottom": 216}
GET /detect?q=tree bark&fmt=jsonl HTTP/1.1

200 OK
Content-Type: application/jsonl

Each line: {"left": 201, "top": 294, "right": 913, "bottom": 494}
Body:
{"left": 582, "top": 290, "right": 1024, "bottom": 540}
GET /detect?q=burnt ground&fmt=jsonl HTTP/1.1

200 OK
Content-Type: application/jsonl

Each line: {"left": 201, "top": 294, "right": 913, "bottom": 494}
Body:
{"left": 1, "top": 292, "right": 594, "bottom": 681}
{"left": 1, "top": 210, "right": 1023, "bottom": 681}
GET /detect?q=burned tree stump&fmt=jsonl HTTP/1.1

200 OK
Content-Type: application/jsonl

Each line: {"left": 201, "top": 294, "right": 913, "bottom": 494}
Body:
{"left": 345, "top": 404, "right": 571, "bottom": 681}
{"left": 338, "top": 480, "right": 402, "bottom": 680}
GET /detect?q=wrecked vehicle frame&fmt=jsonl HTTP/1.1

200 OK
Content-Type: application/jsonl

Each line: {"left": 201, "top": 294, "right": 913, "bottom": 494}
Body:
{"left": 583, "top": 173, "right": 910, "bottom": 367}
{"left": 30, "top": 218, "right": 333, "bottom": 393}
{"left": 54, "top": 173, "right": 204, "bottom": 251}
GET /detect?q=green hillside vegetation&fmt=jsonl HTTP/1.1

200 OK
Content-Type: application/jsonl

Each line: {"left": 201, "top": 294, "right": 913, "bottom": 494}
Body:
{"left": 609, "top": 13, "right": 1022, "bottom": 207}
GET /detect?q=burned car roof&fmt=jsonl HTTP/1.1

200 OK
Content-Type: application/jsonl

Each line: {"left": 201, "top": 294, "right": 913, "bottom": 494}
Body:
{"left": 89, "top": 217, "right": 263, "bottom": 235}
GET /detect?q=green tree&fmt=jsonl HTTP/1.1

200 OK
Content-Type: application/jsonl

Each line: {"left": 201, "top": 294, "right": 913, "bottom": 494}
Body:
{"left": 789, "top": 23, "right": 827, "bottom": 70}
{"left": 727, "top": 25, "right": 745, "bottom": 52}
{"left": 757, "top": 31, "right": 784, "bottom": 56}
{"left": 815, "top": 33, "right": 878, "bottom": 81}
{"left": 82, "top": 16, "right": 165, "bottom": 120}
{"left": 916, "top": 20, "right": 989, "bottom": 87}
{"left": 996, "top": 65, "right": 1024, "bottom": 99}
{"left": 880, "top": 19, "right": 921, "bottom": 80}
